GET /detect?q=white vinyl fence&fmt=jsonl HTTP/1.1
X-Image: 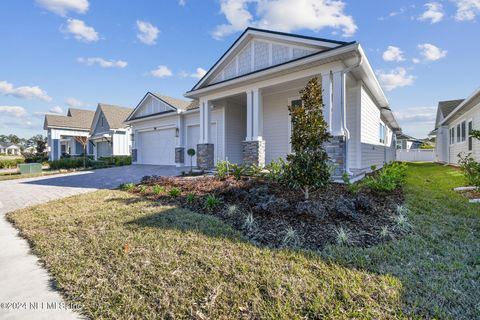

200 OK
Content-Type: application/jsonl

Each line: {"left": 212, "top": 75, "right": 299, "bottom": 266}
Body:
{"left": 396, "top": 149, "right": 435, "bottom": 162}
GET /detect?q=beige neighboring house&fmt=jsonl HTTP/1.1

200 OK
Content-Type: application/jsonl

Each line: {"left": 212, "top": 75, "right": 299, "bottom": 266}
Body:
{"left": 5, "top": 144, "right": 21, "bottom": 155}
{"left": 44, "top": 108, "right": 95, "bottom": 160}
{"left": 433, "top": 88, "right": 480, "bottom": 164}
{"left": 127, "top": 28, "right": 400, "bottom": 181}
{"left": 0, "top": 144, "right": 6, "bottom": 154}
{"left": 89, "top": 103, "right": 133, "bottom": 159}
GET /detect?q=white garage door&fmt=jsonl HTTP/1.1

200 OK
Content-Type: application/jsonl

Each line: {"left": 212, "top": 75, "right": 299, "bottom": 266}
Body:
{"left": 186, "top": 123, "right": 217, "bottom": 167}
{"left": 138, "top": 128, "right": 175, "bottom": 165}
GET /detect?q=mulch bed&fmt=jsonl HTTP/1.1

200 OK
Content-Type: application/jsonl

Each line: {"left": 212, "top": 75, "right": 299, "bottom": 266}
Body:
{"left": 132, "top": 175, "right": 405, "bottom": 251}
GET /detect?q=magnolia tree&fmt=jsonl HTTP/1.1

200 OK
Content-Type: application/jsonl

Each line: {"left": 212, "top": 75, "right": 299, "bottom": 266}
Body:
{"left": 285, "top": 77, "right": 332, "bottom": 199}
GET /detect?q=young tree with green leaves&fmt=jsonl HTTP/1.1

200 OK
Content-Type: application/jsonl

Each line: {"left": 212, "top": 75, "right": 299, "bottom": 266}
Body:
{"left": 285, "top": 77, "right": 332, "bottom": 199}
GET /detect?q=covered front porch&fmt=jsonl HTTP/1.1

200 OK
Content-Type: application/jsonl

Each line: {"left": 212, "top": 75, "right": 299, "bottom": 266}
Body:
{"left": 48, "top": 129, "right": 91, "bottom": 161}
{"left": 188, "top": 66, "right": 352, "bottom": 178}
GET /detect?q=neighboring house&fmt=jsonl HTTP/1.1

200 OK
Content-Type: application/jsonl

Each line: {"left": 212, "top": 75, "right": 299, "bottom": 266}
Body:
{"left": 89, "top": 103, "right": 133, "bottom": 159}
{"left": 0, "top": 144, "right": 6, "bottom": 154}
{"left": 127, "top": 28, "right": 400, "bottom": 179}
{"left": 396, "top": 133, "right": 422, "bottom": 150}
{"left": 5, "top": 144, "right": 21, "bottom": 155}
{"left": 433, "top": 88, "right": 480, "bottom": 164}
{"left": 44, "top": 108, "right": 95, "bottom": 161}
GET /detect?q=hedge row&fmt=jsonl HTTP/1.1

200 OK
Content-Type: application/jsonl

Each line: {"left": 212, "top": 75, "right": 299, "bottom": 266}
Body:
{"left": 0, "top": 158, "right": 24, "bottom": 169}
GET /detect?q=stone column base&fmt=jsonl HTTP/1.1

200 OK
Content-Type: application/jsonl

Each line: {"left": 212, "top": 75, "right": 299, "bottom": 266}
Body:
{"left": 243, "top": 140, "right": 265, "bottom": 167}
{"left": 175, "top": 147, "right": 185, "bottom": 166}
{"left": 324, "top": 136, "right": 346, "bottom": 177}
{"left": 197, "top": 143, "right": 214, "bottom": 169}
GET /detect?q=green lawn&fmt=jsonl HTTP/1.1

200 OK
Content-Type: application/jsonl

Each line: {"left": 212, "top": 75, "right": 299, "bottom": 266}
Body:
{"left": 0, "top": 170, "right": 61, "bottom": 181}
{"left": 7, "top": 163, "right": 480, "bottom": 319}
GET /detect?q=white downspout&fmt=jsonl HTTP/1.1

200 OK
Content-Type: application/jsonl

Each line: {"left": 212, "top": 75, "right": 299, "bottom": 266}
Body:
{"left": 341, "top": 53, "right": 363, "bottom": 175}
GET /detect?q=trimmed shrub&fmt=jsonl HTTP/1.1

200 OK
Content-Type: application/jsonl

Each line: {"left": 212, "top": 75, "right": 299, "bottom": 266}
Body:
{"left": 0, "top": 158, "right": 24, "bottom": 169}
{"left": 457, "top": 152, "right": 480, "bottom": 187}
{"left": 362, "top": 162, "right": 407, "bottom": 193}
{"left": 98, "top": 156, "right": 132, "bottom": 166}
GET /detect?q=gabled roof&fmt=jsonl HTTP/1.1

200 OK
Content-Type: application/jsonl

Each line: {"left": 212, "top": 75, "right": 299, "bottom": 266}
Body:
{"left": 126, "top": 92, "right": 198, "bottom": 122}
{"left": 440, "top": 87, "right": 480, "bottom": 126}
{"left": 439, "top": 99, "right": 463, "bottom": 118}
{"left": 96, "top": 103, "right": 132, "bottom": 130}
{"left": 44, "top": 108, "right": 95, "bottom": 130}
{"left": 189, "top": 27, "right": 353, "bottom": 92}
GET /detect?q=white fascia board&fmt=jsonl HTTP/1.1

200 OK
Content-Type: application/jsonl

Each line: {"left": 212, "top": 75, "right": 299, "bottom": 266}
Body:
{"left": 125, "top": 111, "right": 180, "bottom": 125}
{"left": 441, "top": 87, "right": 480, "bottom": 125}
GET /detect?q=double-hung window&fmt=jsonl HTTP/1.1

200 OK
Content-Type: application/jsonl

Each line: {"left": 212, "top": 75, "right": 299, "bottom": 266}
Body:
{"left": 379, "top": 123, "right": 385, "bottom": 144}
{"left": 450, "top": 128, "right": 454, "bottom": 144}
{"left": 468, "top": 120, "right": 473, "bottom": 151}
{"left": 461, "top": 121, "right": 466, "bottom": 142}
{"left": 457, "top": 124, "right": 461, "bottom": 143}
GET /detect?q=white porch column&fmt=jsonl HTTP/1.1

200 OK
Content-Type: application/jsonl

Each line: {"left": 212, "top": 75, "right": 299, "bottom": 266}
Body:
{"left": 321, "top": 72, "right": 332, "bottom": 133}
{"left": 243, "top": 88, "right": 265, "bottom": 166}
{"left": 331, "top": 71, "right": 345, "bottom": 136}
{"left": 246, "top": 88, "right": 263, "bottom": 141}
{"left": 199, "top": 99, "right": 211, "bottom": 143}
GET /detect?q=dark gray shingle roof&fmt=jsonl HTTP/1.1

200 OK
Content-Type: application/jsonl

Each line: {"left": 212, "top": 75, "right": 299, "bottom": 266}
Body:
{"left": 438, "top": 99, "right": 464, "bottom": 118}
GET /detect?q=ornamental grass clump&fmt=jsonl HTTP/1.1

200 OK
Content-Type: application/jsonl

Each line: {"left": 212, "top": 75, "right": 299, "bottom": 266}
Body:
{"left": 120, "top": 182, "right": 135, "bottom": 191}
{"left": 152, "top": 185, "right": 165, "bottom": 195}
{"left": 186, "top": 192, "right": 196, "bottom": 203}
{"left": 334, "top": 227, "right": 352, "bottom": 246}
{"left": 205, "top": 194, "right": 222, "bottom": 211}
{"left": 168, "top": 187, "right": 181, "bottom": 197}
{"left": 284, "top": 78, "right": 332, "bottom": 199}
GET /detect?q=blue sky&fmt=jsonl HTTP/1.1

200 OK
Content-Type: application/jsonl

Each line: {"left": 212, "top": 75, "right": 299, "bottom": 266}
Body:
{"left": 1, "top": 0, "right": 479, "bottom": 139}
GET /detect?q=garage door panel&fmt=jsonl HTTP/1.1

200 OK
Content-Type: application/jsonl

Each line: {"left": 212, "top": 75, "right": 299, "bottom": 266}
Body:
{"left": 138, "top": 129, "right": 175, "bottom": 165}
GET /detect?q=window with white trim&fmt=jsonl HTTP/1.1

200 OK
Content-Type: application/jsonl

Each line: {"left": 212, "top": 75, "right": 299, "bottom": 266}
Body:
{"left": 461, "top": 121, "right": 466, "bottom": 142}
{"left": 450, "top": 127, "right": 455, "bottom": 144}
{"left": 456, "top": 124, "right": 461, "bottom": 143}
{"left": 468, "top": 120, "right": 473, "bottom": 151}
{"left": 379, "top": 123, "right": 386, "bottom": 144}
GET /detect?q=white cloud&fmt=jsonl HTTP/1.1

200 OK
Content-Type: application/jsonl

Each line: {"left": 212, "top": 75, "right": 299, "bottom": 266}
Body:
{"left": 394, "top": 106, "right": 437, "bottom": 138}
{"left": 454, "top": 0, "right": 480, "bottom": 21}
{"left": 412, "top": 58, "right": 421, "bottom": 64}
{"left": 64, "top": 19, "right": 99, "bottom": 42}
{"left": 136, "top": 21, "right": 160, "bottom": 45}
{"left": 150, "top": 65, "right": 173, "bottom": 78}
{"left": 417, "top": 43, "right": 447, "bottom": 61}
{"left": 394, "top": 106, "right": 437, "bottom": 123}
{"left": 65, "top": 97, "right": 87, "bottom": 107}
{"left": 190, "top": 67, "right": 207, "bottom": 79}
{"left": 382, "top": 46, "right": 405, "bottom": 62}
{"left": 178, "top": 0, "right": 186, "bottom": 6}
{"left": 36, "top": 0, "right": 89, "bottom": 16}
{"left": 376, "top": 67, "right": 415, "bottom": 91}
{"left": 212, "top": 0, "right": 357, "bottom": 39}
{"left": 0, "top": 80, "right": 52, "bottom": 101}
{"left": 49, "top": 106, "right": 64, "bottom": 114}
{"left": 418, "top": 2, "right": 444, "bottom": 23}
{"left": 0, "top": 106, "right": 28, "bottom": 118}
{"left": 77, "top": 57, "right": 128, "bottom": 68}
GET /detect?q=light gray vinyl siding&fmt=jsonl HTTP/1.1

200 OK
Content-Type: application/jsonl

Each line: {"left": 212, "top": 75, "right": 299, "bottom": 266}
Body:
{"left": 263, "top": 88, "right": 301, "bottom": 163}
{"left": 224, "top": 102, "right": 246, "bottom": 164}
{"left": 447, "top": 100, "right": 480, "bottom": 163}
{"left": 360, "top": 85, "right": 395, "bottom": 169}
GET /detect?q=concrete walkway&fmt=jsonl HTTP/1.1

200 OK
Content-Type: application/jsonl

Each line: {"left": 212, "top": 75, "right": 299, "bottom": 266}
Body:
{"left": 0, "top": 165, "right": 181, "bottom": 319}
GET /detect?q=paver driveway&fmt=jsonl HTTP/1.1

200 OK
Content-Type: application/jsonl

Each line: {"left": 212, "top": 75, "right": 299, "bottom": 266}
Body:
{"left": 0, "top": 165, "right": 181, "bottom": 319}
